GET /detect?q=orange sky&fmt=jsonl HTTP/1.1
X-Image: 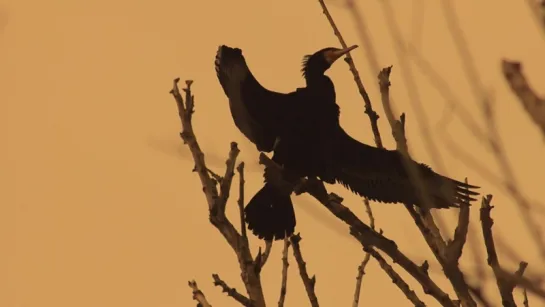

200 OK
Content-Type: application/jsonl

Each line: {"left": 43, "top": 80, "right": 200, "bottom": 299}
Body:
{"left": 2, "top": 0, "right": 545, "bottom": 306}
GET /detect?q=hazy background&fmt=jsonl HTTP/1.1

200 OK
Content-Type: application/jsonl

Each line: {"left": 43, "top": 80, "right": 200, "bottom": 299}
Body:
{"left": 2, "top": 0, "right": 545, "bottom": 306}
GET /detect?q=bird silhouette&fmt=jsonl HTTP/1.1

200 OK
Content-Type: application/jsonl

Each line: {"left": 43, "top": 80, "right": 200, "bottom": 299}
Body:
{"left": 215, "top": 44, "right": 479, "bottom": 241}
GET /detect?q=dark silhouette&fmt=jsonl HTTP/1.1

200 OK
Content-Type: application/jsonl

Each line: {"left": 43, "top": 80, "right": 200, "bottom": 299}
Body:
{"left": 215, "top": 45, "right": 479, "bottom": 241}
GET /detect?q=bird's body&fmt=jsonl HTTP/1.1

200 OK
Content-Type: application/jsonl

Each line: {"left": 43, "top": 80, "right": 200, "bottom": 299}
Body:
{"left": 215, "top": 44, "right": 479, "bottom": 241}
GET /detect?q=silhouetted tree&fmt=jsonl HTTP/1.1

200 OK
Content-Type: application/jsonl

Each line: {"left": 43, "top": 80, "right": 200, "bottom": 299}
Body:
{"left": 174, "top": 1, "right": 545, "bottom": 306}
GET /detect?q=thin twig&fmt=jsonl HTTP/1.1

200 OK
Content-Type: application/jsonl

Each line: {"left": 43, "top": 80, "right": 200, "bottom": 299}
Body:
{"left": 366, "top": 249, "right": 426, "bottom": 307}
{"left": 317, "top": 0, "right": 383, "bottom": 148}
{"left": 352, "top": 199, "right": 375, "bottom": 307}
{"left": 364, "top": 199, "right": 375, "bottom": 229}
{"left": 290, "top": 234, "right": 319, "bottom": 307}
{"left": 344, "top": 0, "right": 381, "bottom": 73}
{"left": 278, "top": 238, "right": 291, "bottom": 307}
{"left": 218, "top": 142, "right": 240, "bottom": 213}
{"left": 237, "top": 162, "right": 247, "bottom": 240}
{"left": 351, "top": 228, "right": 454, "bottom": 307}
{"left": 212, "top": 274, "right": 252, "bottom": 307}
{"left": 188, "top": 280, "right": 213, "bottom": 307}
{"left": 352, "top": 256, "right": 370, "bottom": 307}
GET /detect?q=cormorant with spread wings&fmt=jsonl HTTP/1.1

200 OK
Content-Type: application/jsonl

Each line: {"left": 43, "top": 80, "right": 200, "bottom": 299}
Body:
{"left": 215, "top": 44, "right": 479, "bottom": 241}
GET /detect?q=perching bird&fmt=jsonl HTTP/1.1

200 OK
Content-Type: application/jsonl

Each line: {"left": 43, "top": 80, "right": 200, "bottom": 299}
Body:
{"left": 215, "top": 44, "right": 479, "bottom": 241}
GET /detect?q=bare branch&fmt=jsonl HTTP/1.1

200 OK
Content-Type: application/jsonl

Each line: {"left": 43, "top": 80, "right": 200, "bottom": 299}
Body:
{"left": 364, "top": 198, "right": 375, "bottom": 230}
{"left": 314, "top": 8, "right": 450, "bottom": 305}
{"left": 212, "top": 274, "right": 252, "bottom": 307}
{"left": 366, "top": 248, "right": 426, "bottom": 307}
{"left": 512, "top": 262, "right": 530, "bottom": 289}
{"left": 218, "top": 142, "right": 241, "bottom": 213}
{"left": 315, "top": 4, "right": 471, "bottom": 304}
{"left": 480, "top": 195, "right": 526, "bottom": 306}
{"left": 170, "top": 79, "right": 265, "bottom": 306}
{"left": 351, "top": 228, "right": 455, "bottom": 307}
{"left": 356, "top": 198, "right": 427, "bottom": 307}
{"left": 352, "top": 199, "right": 375, "bottom": 307}
{"left": 317, "top": 0, "right": 383, "bottom": 148}
{"left": 170, "top": 79, "right": 218, "bottom": 213}
{"left": 278, "top": 238, "right": 291, "bottom": 307}
{"left": 290, "top": 234, "right": 319, "bottom": 307}
{"left": 378, "top": 67, "right": 407, "bottom": 152}
{"left": 378, "top": 68, "right": 445, "bottom": 249}
{"left": 378, "top": 67, "right": 475, "bottom": 307}
{"left": 237, "top": 162, "right": 247, "bottom": 240}
{"left": 502, "top": 60, "right": 545, "bottom": 140}
{"left": 260, "top": 153, "right": 454, "bottom": 305}
{"left": 344, "top": 0, "right": 381, "bottom": 73}
{"left": 188, "top": 280, "right": 212, "bottom": 307}
{"left": 352, "top": 255, "right": 370, "bottom": 307}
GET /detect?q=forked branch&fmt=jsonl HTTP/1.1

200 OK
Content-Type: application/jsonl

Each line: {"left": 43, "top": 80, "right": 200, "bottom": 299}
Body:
{"left": 170, "top": 79, "right": 265, "bottom": 307}
{"left": 480, "top": 195, "right": 529, "bottom": 307}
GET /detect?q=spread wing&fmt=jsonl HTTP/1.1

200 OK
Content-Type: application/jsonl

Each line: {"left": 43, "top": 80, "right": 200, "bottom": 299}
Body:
{"left": 215, "top": 45, "right": 308, "bottom": 152}
{"left": 333, "top": 130, "right": 480, "bottom": 208}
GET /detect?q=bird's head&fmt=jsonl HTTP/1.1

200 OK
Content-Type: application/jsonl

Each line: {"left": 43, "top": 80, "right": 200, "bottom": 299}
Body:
{"left": 301, "top": 45, "right": 358, "bottom": 78}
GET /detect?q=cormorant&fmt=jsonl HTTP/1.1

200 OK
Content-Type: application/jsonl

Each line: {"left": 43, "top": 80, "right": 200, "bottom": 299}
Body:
{"left": 215, "top": 45, "right": 479, "bottom": 241}
{"left": 215, "top": 45, "right": 355, "bottom": 240}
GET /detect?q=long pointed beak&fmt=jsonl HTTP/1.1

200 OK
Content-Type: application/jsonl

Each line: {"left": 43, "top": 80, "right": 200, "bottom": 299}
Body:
{"left": 326, "top": 45, "right": 359, "bottom": 64}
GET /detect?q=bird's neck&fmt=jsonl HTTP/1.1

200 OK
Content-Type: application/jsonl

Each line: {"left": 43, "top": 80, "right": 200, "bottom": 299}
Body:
{"left": 304, "top": 74, "right": 340, "bottom": 119}
{"left": 305, "top": 74, "right": 332, "bottom": 87}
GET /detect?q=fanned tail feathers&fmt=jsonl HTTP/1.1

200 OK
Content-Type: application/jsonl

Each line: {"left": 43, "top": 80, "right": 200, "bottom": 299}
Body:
{"left": 244, "top": 183, "right": 296, "bottom": 241}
